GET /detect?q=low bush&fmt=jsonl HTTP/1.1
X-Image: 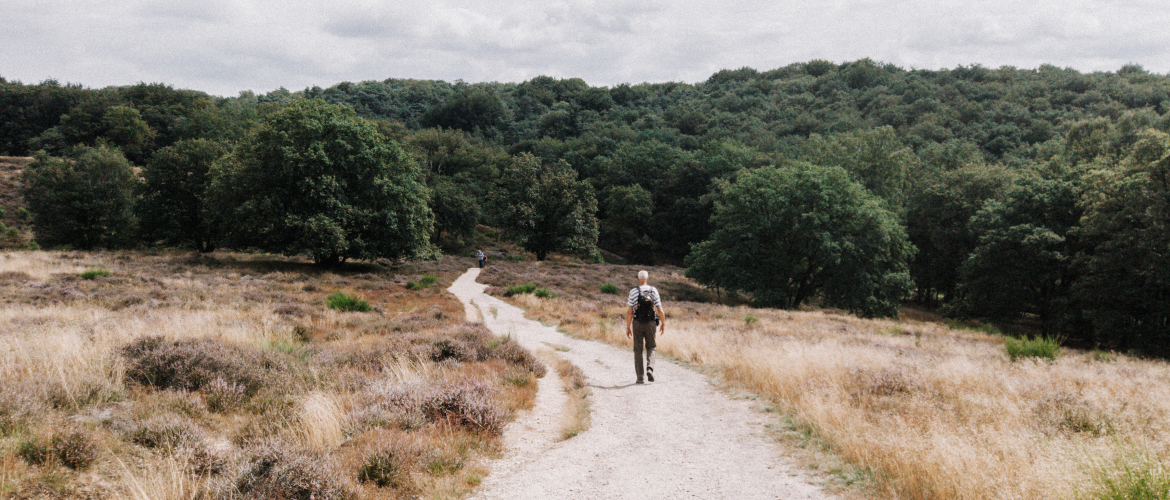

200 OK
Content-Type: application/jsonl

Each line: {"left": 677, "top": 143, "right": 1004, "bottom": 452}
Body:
{"left": 80, "top": 267, "right": 111, "bottom": 280}
{"left": 352, "top": 379, "right": 505, "bottom": 436}
{"left": 406, "top": 274, "right": 439, "bottom": 290}
{"left": 1005, "top": 335, "right": 1061, "bottom": 361}
{"left": 504, "top": 283, "right": 538, "bottom": 296}
{"left": 236, "top": 440, "right": 354, "bottom": 500}
{"left": 121, "top": 336, "right": 287, "bottom": 396}
{"left": 326, "top": 291, "right": 371, "bottom": 312}
{"left": 17, "top": 438, "right": 52, "bottom": 466}
{"left": 53, "top": 431, "right": 99, "bottom": 470}
{"left": 600, "top": 283, "right": 619, "bottom": 294}
{"left": 504, "top": 283, "right": 555, "bottom": 298}
{"left": 205, "top": 377, "right": 248, "bottom": 413}
{"left": 419, "top": 380, "right": 504, "bottom": 435}
{"left": 19, "top": 430, "right": 99, "bottom": 470}
{"left": 492, "top": 339, "right": 547, "bottom": 377}
{"left": 127, "top": 415, "right": 204, "bottom": 451}
{"left": 358, "top": 440, "right": 419, "bottom": 489}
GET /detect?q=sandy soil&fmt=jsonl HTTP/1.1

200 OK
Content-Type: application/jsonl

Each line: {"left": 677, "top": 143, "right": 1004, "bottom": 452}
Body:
{"left": 449, "top": 268, "right": 836, "bottom": 500}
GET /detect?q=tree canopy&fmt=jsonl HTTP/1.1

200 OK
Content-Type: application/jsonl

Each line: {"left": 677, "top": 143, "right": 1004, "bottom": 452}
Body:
{"left": 209, "top": 99, "right": 435, "bottom": 265}
{"left": 495, "top": 153, "right": 598, "bottom": 261}
{"left": 686, "top": 162, "right": 914, "bottom": 317}
{"left": 20, "top": 145, "right": 138, "bottom": 249}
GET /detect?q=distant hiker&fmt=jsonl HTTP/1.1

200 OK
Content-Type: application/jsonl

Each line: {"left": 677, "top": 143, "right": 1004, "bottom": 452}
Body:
{"left": 476, "top": 250, "right": 486, "bottom": 268}
{"left": 626, "top": 270, "right": 665, "bottom": 384}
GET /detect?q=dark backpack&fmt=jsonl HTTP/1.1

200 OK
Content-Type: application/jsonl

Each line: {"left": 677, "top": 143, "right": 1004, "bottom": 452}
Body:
{"left": 633, "top": 287, "right": 657, "bottom": 322}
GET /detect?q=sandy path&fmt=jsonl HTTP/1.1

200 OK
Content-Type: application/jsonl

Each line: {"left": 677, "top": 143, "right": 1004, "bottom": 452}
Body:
{"left": 449, "top": 268, "right": 835, "bottom": 500}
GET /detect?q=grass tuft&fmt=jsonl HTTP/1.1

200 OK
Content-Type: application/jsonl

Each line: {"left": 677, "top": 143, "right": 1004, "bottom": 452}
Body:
{"left": 504, "top": 283, "right": 538, "bottom": 296}
{"left": 80, "top": 266, "right": 111, "bottom": 280}
{"left": 504, "top": 283, "right": 555, "bottom": 298}
{"left": 326, "top": 291, "right": 371, "bottom": 312}
{"left": 599, "top": 283, "right": 619, "bottom": 294}
{"left": 1005, "top": 335, "right": 1061, "bottom": 361}
{"left": 1083, "top": 443, "right": 1170, "bottom": 500}
{"left": 406, "top": 274, "right": 438, "bottom": 290}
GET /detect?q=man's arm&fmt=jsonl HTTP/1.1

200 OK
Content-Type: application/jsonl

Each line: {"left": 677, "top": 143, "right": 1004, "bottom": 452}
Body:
{"left": 625, "top": 306, "right": 634, "bottom": 338}
{"left": 655, "top": 305, "right": 665, "bottom": 335}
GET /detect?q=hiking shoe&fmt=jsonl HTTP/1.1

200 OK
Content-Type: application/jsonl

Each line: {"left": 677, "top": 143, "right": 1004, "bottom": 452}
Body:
{"left": 636, "top": 379, "right": 644, "bottom": 384}
{"left": 646, "top": 367, "right": 654, "bottom": 382}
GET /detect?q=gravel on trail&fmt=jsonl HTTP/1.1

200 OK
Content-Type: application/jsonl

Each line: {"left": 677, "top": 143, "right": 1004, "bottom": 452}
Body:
{"left": 449, "top": 268, "right": 836, "bottom": 500}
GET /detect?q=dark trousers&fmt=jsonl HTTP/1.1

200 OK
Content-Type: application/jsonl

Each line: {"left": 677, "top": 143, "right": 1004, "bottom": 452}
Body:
{"left": 632, "top": 319, "right": 657, "bottom": 381}
{"left": 478, "top": 258, "right": 485, "bottom": 268}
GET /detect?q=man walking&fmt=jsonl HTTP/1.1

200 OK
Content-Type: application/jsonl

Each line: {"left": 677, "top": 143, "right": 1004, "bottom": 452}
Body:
{"left": 626, "top": 270, "right": 665, "bottom": 384}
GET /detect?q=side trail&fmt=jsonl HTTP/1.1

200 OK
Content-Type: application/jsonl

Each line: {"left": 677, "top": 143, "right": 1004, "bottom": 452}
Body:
{"left": 448, "top": 268, "right": 834, "bottom": 500}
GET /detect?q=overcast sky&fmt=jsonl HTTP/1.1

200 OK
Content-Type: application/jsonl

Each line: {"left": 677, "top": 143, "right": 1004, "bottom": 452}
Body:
{"left": 3, "top": 0, "right": 1168, "bottom": 97}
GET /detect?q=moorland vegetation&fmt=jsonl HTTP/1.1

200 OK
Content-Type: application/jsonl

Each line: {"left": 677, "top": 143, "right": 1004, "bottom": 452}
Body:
{"left": 0, "top": 251, "right": 545, "bottom": 498}
{"left": 479, "top": 260, "right": 1170, "bottom": 500}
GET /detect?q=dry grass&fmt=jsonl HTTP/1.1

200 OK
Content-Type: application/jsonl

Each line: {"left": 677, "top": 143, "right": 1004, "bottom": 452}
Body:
{"left": 552, "top": 358, "right": 592, "bottom": 441}
{"left": 0, "top": 250, "right": 542, "bottom": 499}
{"left": 499, "top": 263, "right": 1170, "bottom": 500}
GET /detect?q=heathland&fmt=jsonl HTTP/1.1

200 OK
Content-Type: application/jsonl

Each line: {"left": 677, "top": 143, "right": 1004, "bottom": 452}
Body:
{"left": 481, "top": 261, "right": 1170, "bottom": 500}
{"left": 0, "top": 250, "right": 546, "bottom": 499}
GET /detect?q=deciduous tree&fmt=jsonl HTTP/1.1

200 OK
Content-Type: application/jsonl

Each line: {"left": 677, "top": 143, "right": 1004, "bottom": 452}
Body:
{"left": 21, "top": 145, "right": 138, "bottom": 249}
{"left": 209, "top": 99, "right": 434, "bottom": 265}
{"left": 495, "top": 153, "right": 598, "bottom": 261}
{"left": 686, "top": 163, "right": 914, "bottom": 317}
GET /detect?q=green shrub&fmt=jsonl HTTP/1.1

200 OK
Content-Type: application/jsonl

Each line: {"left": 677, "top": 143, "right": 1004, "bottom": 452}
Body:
{"left": 327, "top": 291, "right": 371, "bottom": 312}
{"left": 533, "top": 287, "right": 555, "bottom": 299}
{"left": 80, "top": 267, "right": 111, "bottom": 280}
{"left": 0, "top": 208, "right": 5, "bottom": 218}
{"left": 17, "top": 207, "right": 30, "bottom": 220}
{"left": 744, "top": 315, "right": 759, "bottom": 325}
{"left": 504, "top": 283, "right": 538, "bottom": 297}
{"left": 599, "top": 283, "right": 619, "bottom": 294}
{"left": 406, "top": 274, "right": 438, "bottom": 290}
{"left": 1005, "top": 335, "right": 1061, "bottom": 361}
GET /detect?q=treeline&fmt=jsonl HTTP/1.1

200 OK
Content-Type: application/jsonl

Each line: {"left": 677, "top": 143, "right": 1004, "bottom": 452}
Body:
{"left": 2, "top": 59, "right": 1169, "bottom": 355}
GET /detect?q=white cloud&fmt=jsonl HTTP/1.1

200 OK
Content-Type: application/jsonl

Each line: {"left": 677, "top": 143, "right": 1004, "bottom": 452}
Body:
{"left": 1, "top": 0, "right": 1168, "bottom": 97}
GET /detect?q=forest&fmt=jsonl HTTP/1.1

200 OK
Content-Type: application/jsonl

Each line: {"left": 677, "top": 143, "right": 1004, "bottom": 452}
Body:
{"left": 1, "top": 58, "right": 1168, "bottom": 356}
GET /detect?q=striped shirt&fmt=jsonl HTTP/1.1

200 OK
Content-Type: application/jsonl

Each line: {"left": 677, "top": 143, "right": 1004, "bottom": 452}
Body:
{"left": 627, "top": 285, "right": 661, "bottom": 308}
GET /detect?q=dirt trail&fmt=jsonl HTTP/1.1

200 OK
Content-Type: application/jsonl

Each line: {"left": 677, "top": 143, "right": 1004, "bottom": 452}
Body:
{"left": 449, "top": 268, "right": 835, "bottom": 500}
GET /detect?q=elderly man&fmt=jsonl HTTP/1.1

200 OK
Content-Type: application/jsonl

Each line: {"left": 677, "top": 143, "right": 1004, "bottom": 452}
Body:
{"left": 625, "top": 270, "right": 666, "bottom": 384}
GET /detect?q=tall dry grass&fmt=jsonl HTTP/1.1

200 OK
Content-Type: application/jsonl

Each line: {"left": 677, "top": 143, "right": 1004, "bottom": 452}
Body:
{"left": 0, "top": 250, "right": 541, "bottom": 499}
{"left": 512, "top": 291, "right": 1170, "bottom": 500}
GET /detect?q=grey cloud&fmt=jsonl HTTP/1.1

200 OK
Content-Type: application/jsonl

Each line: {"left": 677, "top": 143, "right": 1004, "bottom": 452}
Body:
{"left": 3, "top": 0, "right": 1170, "bottom": 97}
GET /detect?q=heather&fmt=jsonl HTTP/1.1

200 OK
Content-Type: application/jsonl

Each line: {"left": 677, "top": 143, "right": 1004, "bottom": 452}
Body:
{"left": 0, "top": 250, "right": 543, "bottom": 499}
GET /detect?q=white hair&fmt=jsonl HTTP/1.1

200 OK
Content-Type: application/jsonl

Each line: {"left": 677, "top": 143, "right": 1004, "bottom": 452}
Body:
{"left": 638, "top": 270, "right": 648, "bottom": 280}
